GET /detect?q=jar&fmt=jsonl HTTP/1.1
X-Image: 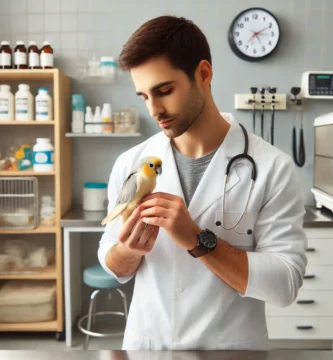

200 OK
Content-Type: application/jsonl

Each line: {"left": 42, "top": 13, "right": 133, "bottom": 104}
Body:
{"left": 33, "top": 138, "right": 54, "bottom": 172}
{"left": 72, "top": 94, "right": 85, "bottom": 133}
{"left": 14, "top": 41, "right": 27, "bottom": 69}
{"left": 100, "top": 56, "right": 117, "bottom": 79}
{"left": 28, "top": 41, "right": 40, "bottom": 69}
{"left": 39, "top": 196, "right": 56, "bottom": 226}
{"left": 0, "top": 41, "right": 12, "bottom": 69}
{"left": 0, "top": 85, "right": 14, "bottom": 121}
{"left": 15, "top": 84, "right": 34, "bottom": 121}
{"left": 36, "top": 87, "right": 53, "bottom": 121}
{"left": 83, "top": 182, "right": 108, "bottom": 211}
{"left": 40, "top": 41, "right": 53, "bottom": 69}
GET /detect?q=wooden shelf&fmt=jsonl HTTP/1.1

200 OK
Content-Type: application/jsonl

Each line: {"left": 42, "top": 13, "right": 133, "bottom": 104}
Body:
{"left": 0, "top": 265, "right": 56, "bottom": 280}
{"left": 0, "top": 320, "right": 58, "bottom": 332}
{"left": 0, "top": 67, "right": 70, "bottom": 334}
{"left": 0, "top": 170, "right": 55, "bottom": 176}
{"left": 0, "top": 69, "right": 57, "bottom": 81}
{"left": 0, "top": 121, "right": 55, "bottom": 125}
{"left": 66, "top": 132, "right": 141, "bottom": 137}
{"left": 0, "top": 225, "right": 57, "bottom": 234}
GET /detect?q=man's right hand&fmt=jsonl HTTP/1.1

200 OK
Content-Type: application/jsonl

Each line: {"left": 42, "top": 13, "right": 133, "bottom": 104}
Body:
{"left": 118, "top": 207, "right": 159, "bottom": 255}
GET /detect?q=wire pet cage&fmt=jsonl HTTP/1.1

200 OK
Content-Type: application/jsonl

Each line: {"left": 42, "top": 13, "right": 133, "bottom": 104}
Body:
{"left": 0, "top": 177, "right": 39, "bottom": 230}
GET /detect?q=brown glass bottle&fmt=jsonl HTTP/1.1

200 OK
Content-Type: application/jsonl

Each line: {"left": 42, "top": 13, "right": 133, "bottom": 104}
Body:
{"left": 0, "top": 41, "right": 12, "bottom": 69}
{"left": 14, "top": 41, "right": 27, "bottom": 69}
{"left": 40, "top": 41, "right": 54, "bottom": 69}
{"left": 28, "top": 41, "right": 41, "bottom": 69}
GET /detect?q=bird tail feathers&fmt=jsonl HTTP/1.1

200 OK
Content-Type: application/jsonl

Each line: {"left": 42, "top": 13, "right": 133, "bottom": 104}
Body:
{"left": 101, "top": 203, "right": 128, "bottom": 226}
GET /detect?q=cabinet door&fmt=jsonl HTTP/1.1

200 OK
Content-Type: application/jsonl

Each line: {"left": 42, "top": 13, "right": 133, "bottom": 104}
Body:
{"left": 304, "top": 238, "right": 333, "bottom": 265}
{"left": 267, "top": 317, "right": 333, "bottom": 340}
{"left": 266, "top": 290, "right": 333, "bottom": 316}
{"left": 301, "top": 266, "right": 333, "bottom": 290}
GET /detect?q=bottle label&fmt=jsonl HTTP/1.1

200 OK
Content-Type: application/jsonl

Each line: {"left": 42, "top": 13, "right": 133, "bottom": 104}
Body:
{"left": 14, "top": 52, "right": 27, "bottom": 65}
{"left": 16, "top": 97, "right": 28, "bottom": 114}
{"left": 0, "top": 98, "right": 9, "bottom": 114}
{"left": 34, "top": 150, "right": 54, "bottom": 165}
{"left": 41, "top": 53, "right": 53, "bottom": 67}
{"left": 1, "top": 53, "right": 11, "bottom": 66}
{"left": 36, "top": 99, "right": 48, "bottom": 116}
{"left": 29, "top": 52, "right": 40, "bottom": 67}
{"left": 103, "top": 116, "right": 112, "bottom": 133}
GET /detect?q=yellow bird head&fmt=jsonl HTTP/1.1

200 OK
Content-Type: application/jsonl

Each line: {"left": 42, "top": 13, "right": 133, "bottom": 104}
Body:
{"left": 138, "top": 156, "right": 163, "bottom": 178}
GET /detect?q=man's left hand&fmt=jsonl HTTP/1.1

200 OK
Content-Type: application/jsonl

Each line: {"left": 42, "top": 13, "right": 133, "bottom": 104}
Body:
{"left": 138, "top": 192, "right": 200, "bottom": 250}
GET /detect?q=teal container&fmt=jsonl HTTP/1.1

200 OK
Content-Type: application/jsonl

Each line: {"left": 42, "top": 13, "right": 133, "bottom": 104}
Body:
{"left": 72, "top": 94, "right": 85, "bottom": 112}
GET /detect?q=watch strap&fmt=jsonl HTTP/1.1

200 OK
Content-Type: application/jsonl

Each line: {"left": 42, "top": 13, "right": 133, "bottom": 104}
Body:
{"left": 188, "top": 243, "right": 210, "bottom": 258}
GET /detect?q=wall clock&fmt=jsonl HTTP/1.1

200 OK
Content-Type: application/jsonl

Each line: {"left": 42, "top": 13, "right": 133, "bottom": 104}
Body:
{"left": 228, "top": 7, "right": 281, "bottom": 62}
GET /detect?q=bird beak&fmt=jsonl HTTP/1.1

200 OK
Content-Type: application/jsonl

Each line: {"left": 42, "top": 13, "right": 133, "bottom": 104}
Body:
{"left": 156, "top": 165, "right": 162, "bottom": 176}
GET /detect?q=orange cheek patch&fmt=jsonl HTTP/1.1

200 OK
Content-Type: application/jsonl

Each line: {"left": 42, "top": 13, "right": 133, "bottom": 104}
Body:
{"left": 143, "top": 164, "right": 153, "bottom": 177}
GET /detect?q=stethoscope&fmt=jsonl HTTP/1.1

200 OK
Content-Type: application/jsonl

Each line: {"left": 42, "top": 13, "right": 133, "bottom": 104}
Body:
{"left": 215, "top": 123, "right": 257, "bottom": 235}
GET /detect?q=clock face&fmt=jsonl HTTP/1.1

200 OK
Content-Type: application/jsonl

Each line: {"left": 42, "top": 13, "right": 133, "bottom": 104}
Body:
{"left": 228, "top": 7, "right": 280, "bottom": 62}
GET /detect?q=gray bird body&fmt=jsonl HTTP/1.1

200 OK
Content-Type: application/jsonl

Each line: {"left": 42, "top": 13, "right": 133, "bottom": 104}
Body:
{"left": 101, "top": 156, "right": 162, "bottom": 225}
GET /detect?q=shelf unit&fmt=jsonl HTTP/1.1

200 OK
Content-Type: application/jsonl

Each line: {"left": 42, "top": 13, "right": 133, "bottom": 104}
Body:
{"left": 0, "top": 265, "right": 56, "bottom": 280}
{"left": 0, "top": 170, "right": 55, "bottom": 176}
{"left": 0, "top": 69, "right": 72, "bottom": 338}
{"left": 0, "top": 121, "right": 55, "bottom": 125}
{"left": 65, "top": 132, "right": 141, "bottom": 137}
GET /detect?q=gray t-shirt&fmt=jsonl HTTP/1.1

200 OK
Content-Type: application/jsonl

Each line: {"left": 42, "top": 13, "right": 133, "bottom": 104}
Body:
{"left": 172, "top": 145, "right": 218, "bottom": 207}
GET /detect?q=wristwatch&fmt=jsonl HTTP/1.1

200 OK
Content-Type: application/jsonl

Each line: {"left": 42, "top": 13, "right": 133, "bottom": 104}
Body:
{"left": 188, "top": 229, "right": 217, "bottom": 258}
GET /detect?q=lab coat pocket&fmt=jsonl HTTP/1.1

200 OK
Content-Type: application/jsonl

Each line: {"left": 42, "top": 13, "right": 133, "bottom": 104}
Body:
{"left": 214, "top": 211, "right": 255, "bottom": 250}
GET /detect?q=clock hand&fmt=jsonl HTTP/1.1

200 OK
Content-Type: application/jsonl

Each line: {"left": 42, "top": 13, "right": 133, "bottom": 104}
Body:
{"left": 249, "top": 30, "right": 260, "bottom": 43}
{"left": 257, "top": 27, "right": 268, "bottom": 34}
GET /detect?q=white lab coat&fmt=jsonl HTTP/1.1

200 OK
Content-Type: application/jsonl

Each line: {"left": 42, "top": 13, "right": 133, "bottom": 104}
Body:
{"left": 98, "top": 113, "right": 308, "bottom": 351}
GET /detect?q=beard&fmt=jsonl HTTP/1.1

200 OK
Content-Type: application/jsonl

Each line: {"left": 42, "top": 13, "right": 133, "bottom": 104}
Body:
{"left": 157, "top": 84, "right": 205, "bottom": 139}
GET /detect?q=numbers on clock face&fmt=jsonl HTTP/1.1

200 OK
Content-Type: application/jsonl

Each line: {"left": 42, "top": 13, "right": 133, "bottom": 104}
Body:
{"left": 232, "top": 9, "right": 280, "bottom": 58}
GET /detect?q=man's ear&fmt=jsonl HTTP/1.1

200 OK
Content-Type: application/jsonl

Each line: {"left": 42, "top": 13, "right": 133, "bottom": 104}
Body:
{"left": 195, "top": 60, "right": 212, "bottom": 89}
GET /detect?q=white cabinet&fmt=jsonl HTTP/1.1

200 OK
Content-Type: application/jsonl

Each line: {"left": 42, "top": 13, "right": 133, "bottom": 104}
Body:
{"left": 266, "top": 228, "right": 333, "bottom": 343}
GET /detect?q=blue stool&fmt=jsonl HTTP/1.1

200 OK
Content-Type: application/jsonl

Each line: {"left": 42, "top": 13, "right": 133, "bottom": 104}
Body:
{"left": 77, "top": 264, "right": 128, "bottom": 350}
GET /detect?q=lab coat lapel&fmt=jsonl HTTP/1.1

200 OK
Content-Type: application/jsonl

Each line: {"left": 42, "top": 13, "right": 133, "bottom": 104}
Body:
{"left": 153, "top": 138, "right": 185, "bottom": 199}
{"left": 188, "top": 117, "right": 245, "bottom": 221}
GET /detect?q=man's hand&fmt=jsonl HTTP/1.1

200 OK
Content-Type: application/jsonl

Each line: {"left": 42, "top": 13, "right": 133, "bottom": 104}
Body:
{"left": 138, "top": 192, "right": 200, "bottom": 250}
{"left": 118, "top": 207, "right": 159, "bottom": 255}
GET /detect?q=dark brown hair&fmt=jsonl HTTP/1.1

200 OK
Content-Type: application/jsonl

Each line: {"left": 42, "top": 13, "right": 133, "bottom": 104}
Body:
{"left": 118, "top": 15, "right": 212, "bottom": 81}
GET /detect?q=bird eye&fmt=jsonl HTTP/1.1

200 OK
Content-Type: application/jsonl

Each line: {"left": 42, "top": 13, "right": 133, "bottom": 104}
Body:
{"left": 149, "top": 163, "right": 154, "bottom": 168}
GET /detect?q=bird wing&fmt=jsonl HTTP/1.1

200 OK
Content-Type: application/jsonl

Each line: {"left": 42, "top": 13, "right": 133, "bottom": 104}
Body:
{"left": 101, "top": 172, "right": 138, "bottom": 225}
{"left": 115, "top": 172, "right": 138, "bottom": 205}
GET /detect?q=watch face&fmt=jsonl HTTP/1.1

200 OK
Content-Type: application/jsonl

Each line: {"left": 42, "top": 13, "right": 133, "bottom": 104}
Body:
{"left": 200, "top": 230, "right": 217, "bottom": 249}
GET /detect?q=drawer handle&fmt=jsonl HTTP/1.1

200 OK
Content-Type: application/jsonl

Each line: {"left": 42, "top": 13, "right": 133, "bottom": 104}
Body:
{"left": 296, "top": 326, "right": 313, "bottom": 330}
{"left": 303, "top": 275, "right": 316, "bottom": 279}
{"left": 306, "top": 248, "right": 316, "bottom": 252}
{"left": 297, "top": 300, "right": 315, "bottom": 305}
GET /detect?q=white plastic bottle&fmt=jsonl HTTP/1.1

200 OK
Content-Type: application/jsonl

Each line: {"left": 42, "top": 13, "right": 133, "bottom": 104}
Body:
{"left": 102, "top": 103, "right": 112, "bottom": 133}
{"left": 15, "top": 84, "right": 34, "bottom": 121}
{"left": 33, "top": 138, "right": 54, "bottom": 172}
{"left": 35, "top": 87, "right": 53, "bottom": 121}
{"left": 93, "top": 105, "right": 103, "bottom": 133}
{"left": 84, "top": 106, "right": 94, "bottom": 133}
{"left": 0, "top": 85, "right": 14, "bottom": 121}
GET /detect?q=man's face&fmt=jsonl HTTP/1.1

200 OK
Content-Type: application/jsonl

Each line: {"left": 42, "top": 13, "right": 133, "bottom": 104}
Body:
{"left": 131, "top": 56, "right": 205, "bottom": 138}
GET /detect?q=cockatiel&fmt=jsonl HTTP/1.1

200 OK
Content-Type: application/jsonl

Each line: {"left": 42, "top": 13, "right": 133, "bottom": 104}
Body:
{"left": 101, "top": 156, "right": 163, "bottom": 226}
